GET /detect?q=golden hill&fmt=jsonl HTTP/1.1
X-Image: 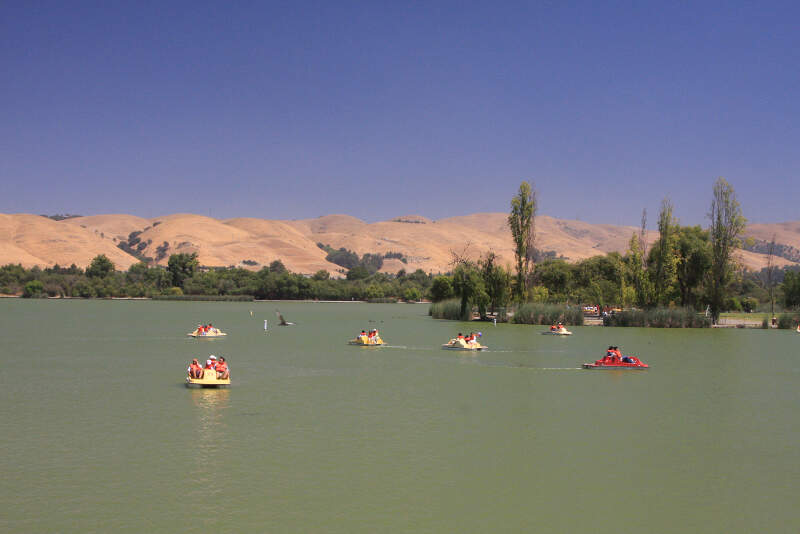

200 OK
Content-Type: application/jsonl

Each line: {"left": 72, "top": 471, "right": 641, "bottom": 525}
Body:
{"left": 0, "top": 214, "right": 139, "bottom": 270}
{"left": 2, "top": 212, "right": 798, "bottom": 273}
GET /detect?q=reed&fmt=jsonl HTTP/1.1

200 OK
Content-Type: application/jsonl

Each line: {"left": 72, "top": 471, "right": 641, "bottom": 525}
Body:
{"left": 429, "top": 298, "right": 470, "bottom": 320}
{"left": 776, "top": 312, "right": 800, "bottom": 329}
{"left": 603, "top": 307, "right": 710, "bottom": 328}
{"left": 511, "top": 303, "right": 584, "bottom": 325}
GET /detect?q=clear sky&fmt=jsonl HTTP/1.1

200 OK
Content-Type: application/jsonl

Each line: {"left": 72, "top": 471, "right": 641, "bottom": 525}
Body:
{"left": 1, "top": 1, "right": 797, "bottom": 227}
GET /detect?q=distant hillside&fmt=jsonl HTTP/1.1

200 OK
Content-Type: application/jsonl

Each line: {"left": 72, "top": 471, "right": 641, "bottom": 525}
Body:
{"left": 1, "top": 212, "right": 798, "bottom": 273}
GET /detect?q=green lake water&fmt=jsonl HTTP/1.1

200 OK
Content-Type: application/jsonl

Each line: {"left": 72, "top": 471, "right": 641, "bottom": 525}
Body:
{"left": 1, "top": 300, "right": 798, "bottom": 533}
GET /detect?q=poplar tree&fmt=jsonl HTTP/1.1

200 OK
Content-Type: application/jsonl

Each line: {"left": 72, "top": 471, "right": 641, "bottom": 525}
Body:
{"left": 708, "top": 178, "right": 746, "bottom": 323}
{"left": 508, "top": 181, "right": 536, "bottom": 301}
{"left": 651, "top": 198, "right": 678, "bottom": 306}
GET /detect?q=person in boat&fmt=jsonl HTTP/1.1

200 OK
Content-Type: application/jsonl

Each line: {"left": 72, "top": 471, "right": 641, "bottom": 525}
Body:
{"left": 615, "top": 347, "right": 634, "bottom": 363}
{"left": 216, "top": 357, "right": 230, "bottom": 379}
{"left": 604, "top": 346, "right": 621, "bottom": 363}
{"left": 607, "top": 346, "right": 633, "bottom": 363}
{"left": 550, "top": 324, "right": 557, "bottom": 331}
{"left": 371, "top": 329, "right": 380, "bottom": 343}
{"left": 205, "top": 355, "right": 217, "bottom": 369}
{"left": 557, "top": 322, "right": 563, "bottom": 330}
{"left": 188, "top": 358, "right": 203, "bottom": 378}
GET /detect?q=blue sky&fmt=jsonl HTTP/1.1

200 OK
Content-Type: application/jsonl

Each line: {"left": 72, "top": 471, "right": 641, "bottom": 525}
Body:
{"left": 1, "top": 1, "right": 797, "bottom": 227}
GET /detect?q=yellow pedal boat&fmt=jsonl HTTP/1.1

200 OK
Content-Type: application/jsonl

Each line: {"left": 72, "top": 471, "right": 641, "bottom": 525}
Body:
{"left": 348, "top": 336, "right": 385, "bottom": 346}
{"left": 541, "top": 328, "right": 572, "bottom": 336}
{"left": 442, "top": 338, "right": 487, "bottom": 351}
{"left": 186, "top": 372, "right": 230, "bottom": 388}
{"left": 188, "top": 329, "right": 227, "bottom": 338}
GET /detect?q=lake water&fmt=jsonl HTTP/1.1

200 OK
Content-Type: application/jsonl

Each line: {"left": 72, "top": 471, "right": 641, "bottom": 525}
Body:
{"left": 1, "top": 300, "right": 798, "bottom": 533}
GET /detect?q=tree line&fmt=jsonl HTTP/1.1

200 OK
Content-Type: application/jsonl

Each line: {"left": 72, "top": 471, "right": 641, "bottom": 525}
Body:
{"left": 1, "top": 253, "right": 435, "bottom": 302}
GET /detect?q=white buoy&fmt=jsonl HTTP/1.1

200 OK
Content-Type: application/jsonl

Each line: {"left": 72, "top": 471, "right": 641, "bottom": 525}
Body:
{"left": 250, "top": 310, "right": 254, "bottom": 317}
{"left": 264, "top": 319, "right": 268, "bottom": 331}
{"left": 493, "top": 317, "right": 497, "bottom": 326}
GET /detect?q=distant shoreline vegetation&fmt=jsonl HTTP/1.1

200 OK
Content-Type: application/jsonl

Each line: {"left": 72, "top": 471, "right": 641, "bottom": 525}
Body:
{"left": 1, "top": 253, "right": 433, "bottom": 302}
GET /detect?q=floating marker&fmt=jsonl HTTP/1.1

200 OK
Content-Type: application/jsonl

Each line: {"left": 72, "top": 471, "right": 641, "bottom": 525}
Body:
{"left": 264, "top": 319, "right": 268, "bottom": 331}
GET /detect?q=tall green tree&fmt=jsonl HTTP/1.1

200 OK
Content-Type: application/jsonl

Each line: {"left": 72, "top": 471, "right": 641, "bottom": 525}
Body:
{"left": 708, "top": 178, "right": 746, "bottom": 323}
{"left": 452, "top": 262, "right": 486, "bottom": 319}
{"left": 535, "top": 259, "right": 573, "bottom": 301}
{"left": 86, "top": 254, "right": 114, "bottom": 278}
{"left": 650, "top": 198, "right": 678, "bottom": 306}
{"left": 429, "top": 275, "right": 454, "bottom": 302}
{"left": 675, "top": 226, "right": 711, "bottom": 308}
{"left": 508, "top": 181, "right": 536, "bottom": 301}
{"left": 624, "top": 234, "right": 650, "bottom": 307}
{"left": 479, "top": 252, "right": 511, "bottom": 314}
{"left": 782, "top": 270, "right": 800, "bottom": 309}
{"left": 167, "top": 253, "right": 199, "bottom": 289}
{"left": 763, "top": 235, "right": 777, "bottom": 318}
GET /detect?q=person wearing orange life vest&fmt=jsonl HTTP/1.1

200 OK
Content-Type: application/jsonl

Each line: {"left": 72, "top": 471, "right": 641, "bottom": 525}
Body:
{"left": 188, "top": 358, "right": 203, "bottom": 378}
{"left": 205, "top": 355, "right": 217, "bottom": 369}
{"left": 215, "top": 357, "right": 230, "bottom": 379}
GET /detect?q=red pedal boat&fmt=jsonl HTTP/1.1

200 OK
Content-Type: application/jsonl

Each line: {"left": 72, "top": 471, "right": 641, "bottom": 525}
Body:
{"left": 583, "top": 355, "right": 648, "bottom": 370}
